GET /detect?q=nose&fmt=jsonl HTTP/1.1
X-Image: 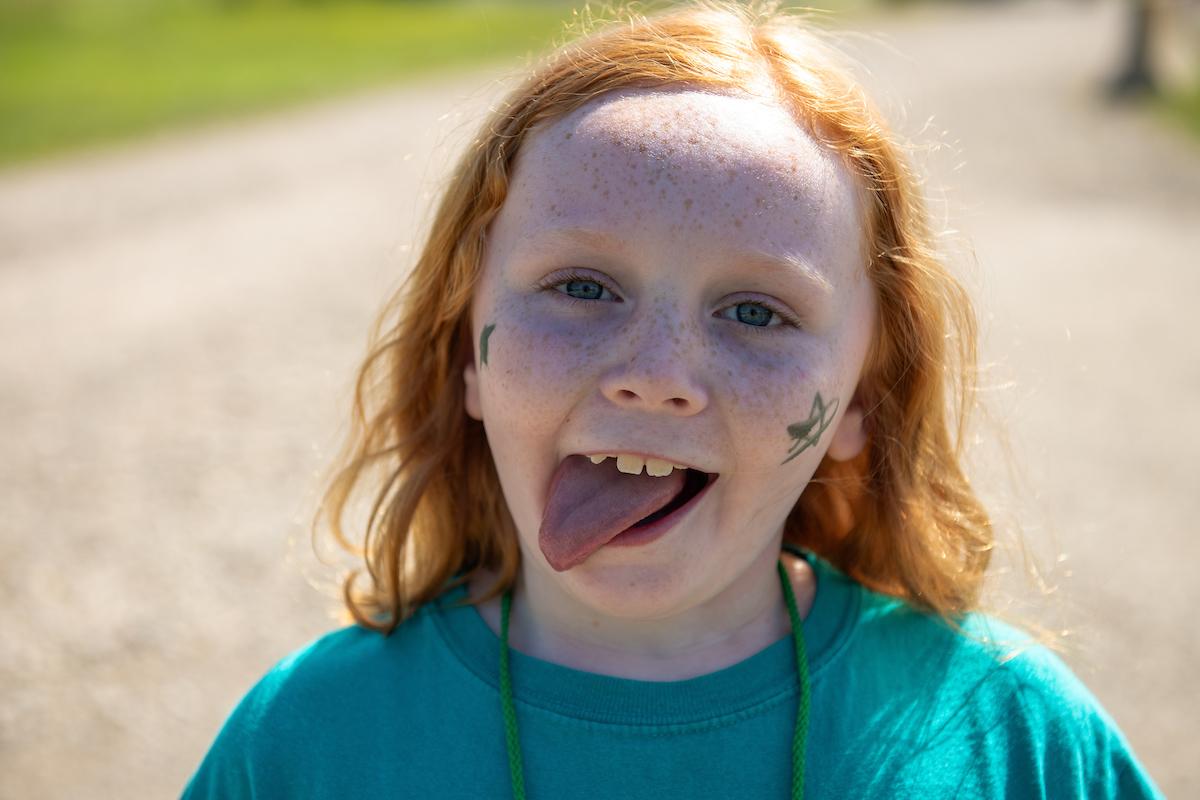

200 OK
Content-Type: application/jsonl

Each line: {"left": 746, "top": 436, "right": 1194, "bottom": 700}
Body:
{"left": 598, "top": 315, "right": 709, "bottom": 416}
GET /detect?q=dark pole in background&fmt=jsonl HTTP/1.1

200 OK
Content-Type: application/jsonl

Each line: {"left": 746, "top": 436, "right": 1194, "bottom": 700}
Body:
{"left": 1108, "top": 0, "right": 1160, "bottom": 97}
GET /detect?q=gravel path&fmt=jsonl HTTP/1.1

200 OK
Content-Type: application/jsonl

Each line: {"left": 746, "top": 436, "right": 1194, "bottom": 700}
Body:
{"left": 2, "top": 1, "right": 1195, "bottom": 796}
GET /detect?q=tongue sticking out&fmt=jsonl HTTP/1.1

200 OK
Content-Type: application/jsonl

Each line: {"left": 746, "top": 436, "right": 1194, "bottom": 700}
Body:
{"left": 539, "top": 455, "right": 686, "bottom": 571}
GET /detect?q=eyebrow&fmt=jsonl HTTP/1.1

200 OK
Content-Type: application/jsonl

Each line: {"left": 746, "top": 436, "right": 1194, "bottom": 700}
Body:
{"left": 527, "top": 226, "right": 625, "bottom": 253}
{"left": 739, "top": 249, "right": 835, "bottom": 299}
{"left": 528, "top": 225, "right": 836, "bottom": 298}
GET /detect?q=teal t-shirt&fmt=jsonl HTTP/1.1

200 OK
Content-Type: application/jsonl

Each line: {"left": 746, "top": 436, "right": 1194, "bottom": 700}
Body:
{"left": 182, "top": 551, "right": 1163, "bottom": 798}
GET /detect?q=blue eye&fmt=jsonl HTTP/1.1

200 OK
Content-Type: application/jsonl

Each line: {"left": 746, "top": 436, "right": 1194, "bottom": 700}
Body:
{"left": 735, "top": 303, "right": 773, "bottom": 327}
{"left": 565, "top": 280, "right": 603, "bottom": 300}
{"left": 720, "top": 301, "right": 779, "bottom": 328}
{"left": 555, "top": 278, "right": 613, "bottom": 302}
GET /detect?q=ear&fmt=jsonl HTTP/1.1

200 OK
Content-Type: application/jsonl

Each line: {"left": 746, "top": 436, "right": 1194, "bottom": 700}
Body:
{"left": 826, "top": 394, "right": 868, "bottom": 462}
{"left": 463, "top": 353, "right": 483, "bottom": 421}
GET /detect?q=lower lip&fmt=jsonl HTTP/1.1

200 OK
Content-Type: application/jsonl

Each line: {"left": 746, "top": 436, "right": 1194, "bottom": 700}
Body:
{"left": 604, "top": 474, "right": 718, "bottom": 549}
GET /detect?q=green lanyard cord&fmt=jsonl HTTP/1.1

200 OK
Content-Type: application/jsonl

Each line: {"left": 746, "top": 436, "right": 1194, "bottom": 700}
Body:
{"left": 499, "top": 589, "right": 527, "bottom": 800}
{"left": 498, "top": 557, "right": 811, "bottom": 800}
{"left": 779, "top": 556, "right": 811, "bottom": 800}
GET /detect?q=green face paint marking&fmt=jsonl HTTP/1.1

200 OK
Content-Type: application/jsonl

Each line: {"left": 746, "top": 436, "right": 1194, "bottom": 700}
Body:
{"left": 480, "top": 323, "right": 496, "bottom": 367}
{"left": 782, "top": 392, "right": 839, "bottom": 464}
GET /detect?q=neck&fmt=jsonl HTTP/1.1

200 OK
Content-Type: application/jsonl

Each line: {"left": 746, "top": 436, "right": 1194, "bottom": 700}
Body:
{"left": 471, "top": 547, "right": 815, "bottom": 681}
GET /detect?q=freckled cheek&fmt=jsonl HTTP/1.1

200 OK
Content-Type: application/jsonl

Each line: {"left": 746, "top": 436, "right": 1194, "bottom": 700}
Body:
{"left": 480, "top": 306, "right": 606, "bottom": 417}
{"left": 714, "top": 344, "right": 833, "bottom": 455}
{"left": 726, "top": 365, "right": 807, "bottom": 431}
{"left": 713, "top": 339, "right": 814, "bottom": 410}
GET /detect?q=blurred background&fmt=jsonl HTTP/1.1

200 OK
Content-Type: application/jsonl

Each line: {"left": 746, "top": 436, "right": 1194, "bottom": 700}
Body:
{"left": 1, "top": 0, "right": 1197, "bottom": 796}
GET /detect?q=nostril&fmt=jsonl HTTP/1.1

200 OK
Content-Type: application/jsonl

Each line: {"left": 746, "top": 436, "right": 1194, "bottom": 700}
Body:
{"left": 601, "top": 379, "right": 706, "bottom": 415}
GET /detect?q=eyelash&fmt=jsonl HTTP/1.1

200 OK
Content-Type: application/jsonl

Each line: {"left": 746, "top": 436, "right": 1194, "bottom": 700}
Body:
{"left": 537, "top": 270, "right": 803, "bottom": 333}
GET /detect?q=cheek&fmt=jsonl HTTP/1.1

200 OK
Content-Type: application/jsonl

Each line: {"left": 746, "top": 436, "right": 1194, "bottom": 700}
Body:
{"left": 715, "top": 335, "right": 819, "bottom": 419}
{"left": 476, "top": 295, "right": 605, "bottom": 423}
{"left": 713, "top": 335, "right": 843, "bottom": 471}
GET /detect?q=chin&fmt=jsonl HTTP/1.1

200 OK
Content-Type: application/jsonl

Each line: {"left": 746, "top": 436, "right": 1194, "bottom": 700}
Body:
{"left": 554, "top": 556, "right": 698, "bottom": 619}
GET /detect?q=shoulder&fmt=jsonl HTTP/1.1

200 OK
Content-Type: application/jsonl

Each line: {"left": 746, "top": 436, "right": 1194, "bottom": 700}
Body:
{"left": 182, "top": 609, "right": 445, "bottom": 798}
{"left": 259, "top": 621, "right": 409, "bottom": 694}
{"left": 833, "top": 586, "right": 1163, "bottom": 798}
{"left": 181, "top": 626, "right": 381, "bottom": 797}
{"left": 850, "top": 592, "right": 1091, "bottom": 725}
{"left": 233, "top": 620, "right": 426, "bottom": 719}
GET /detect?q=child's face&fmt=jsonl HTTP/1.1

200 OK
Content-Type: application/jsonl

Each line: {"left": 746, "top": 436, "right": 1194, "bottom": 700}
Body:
{"left": 464, "top": 87, "right": 875, "bottom": 615}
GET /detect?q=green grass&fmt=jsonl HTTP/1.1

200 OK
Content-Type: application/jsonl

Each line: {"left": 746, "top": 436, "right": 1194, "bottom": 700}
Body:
{"left": 1159, "top": 78, "right": 1200, "bottom": 142}
{"left": 0, "top": 0, "right": 579, "bottom": 167}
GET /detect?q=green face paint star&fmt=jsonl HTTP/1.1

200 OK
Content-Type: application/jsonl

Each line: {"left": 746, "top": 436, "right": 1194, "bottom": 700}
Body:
{"left": 782, "top": 392, "right": 839, "bottom": 464}
{"left": 480, "top": 323, "right": 496, "bottom": 367}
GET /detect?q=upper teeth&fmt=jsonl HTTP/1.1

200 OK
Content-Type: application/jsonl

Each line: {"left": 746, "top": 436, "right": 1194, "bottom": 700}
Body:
{"left": 588, "top": 454, "right": 686, "bottom": 477}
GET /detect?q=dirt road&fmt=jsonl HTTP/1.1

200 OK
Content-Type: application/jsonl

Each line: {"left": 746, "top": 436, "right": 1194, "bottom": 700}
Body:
{"left": 2, "top": 0, "right": 1195, "bottom": 796}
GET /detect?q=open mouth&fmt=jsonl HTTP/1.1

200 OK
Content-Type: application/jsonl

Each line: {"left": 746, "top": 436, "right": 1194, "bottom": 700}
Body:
{"left": 627, "top": 468, "right": 716, "bottom": 530}
{"left": 538, "top": 454, "right": 719, "bottom": 570}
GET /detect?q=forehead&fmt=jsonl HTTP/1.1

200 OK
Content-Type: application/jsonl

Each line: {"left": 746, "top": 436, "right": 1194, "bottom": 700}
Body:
{"left": 506, "top": 88, "right": 867, "bottom": 281}
{"left": 547, "top": 88, "right": 837, "bottom": 183}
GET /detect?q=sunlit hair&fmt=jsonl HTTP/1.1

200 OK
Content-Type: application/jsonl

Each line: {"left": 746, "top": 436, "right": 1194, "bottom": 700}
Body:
{"left": 315, "top": 0, "right": 992, "bottom": 633}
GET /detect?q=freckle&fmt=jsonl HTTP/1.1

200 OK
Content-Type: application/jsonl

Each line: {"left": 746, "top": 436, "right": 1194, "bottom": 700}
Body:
{"left": 592, "top": 183, "right": 598, "bottom": 191}
{"left": 734, "top": 217, "right": 743, "bottom": 228}
{"left": 564, "top": 131, "right": 573, "bottom": 140}
{"left": 683, "top": 198, "right": 693, "bottom": 211}
{"left": 591, "top": 151, "right": 597, "bottom": 159}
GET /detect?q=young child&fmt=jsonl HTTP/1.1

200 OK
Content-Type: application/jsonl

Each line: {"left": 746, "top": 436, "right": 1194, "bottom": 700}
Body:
{"left": 184, "top": 2, "right": 1163, "bottom": 797}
